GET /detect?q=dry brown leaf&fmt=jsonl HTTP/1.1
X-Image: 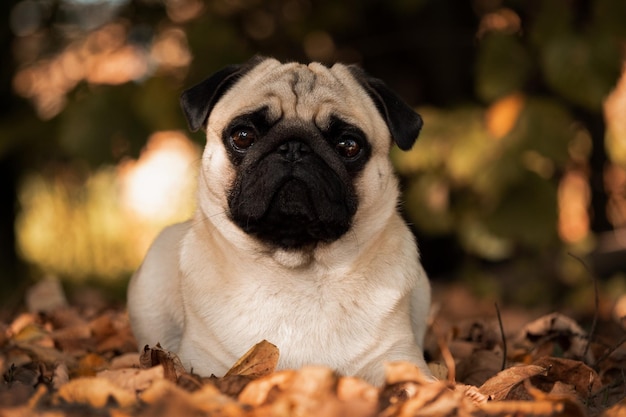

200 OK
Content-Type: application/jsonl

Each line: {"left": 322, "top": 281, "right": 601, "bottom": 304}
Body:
{"left": 8, "top": 313, "right": 37, "bottom": 337}
{"left": 52, "top": 325, "right": 94, "bottom": 354}
{"left": 25, "top": 278, "right": 68, "bottom": 313}
{"left": 337, "top": 376, "right": 379, "bottom": 403}
{"left": 478, "top": 399, "right": 567, "bottom": 416}
{"left": 139, "top": 343, "right": 186, "bottom": 382}
{"left": 0, "top": 381, "right": 35, "bottom": 407}
{"left": 478, "top": 364, "right": 547, "bottom": 401}
{"left": 456, "top": 349, "right": 505, "bottom": 387}
{"left": 89, "top": 313, "right": 116, "bottom": 341}
{"left": 52, "top": 362, "right": 69, "bottom": 389}
{"left": 190, "top": 384, "right": 247, "bottom": 417}
{"left": 210, "top": 374, "right": 253, "bottom": 396}
{"left": 139, "top": 377, "right": 186, "bottom": 404}
{"left": 395, "top": 380, "right": 462, "bottom": 417}
{"left": 522, "top": 379, "right": 587, "bottom": 417}
{"left": 75, "top": 352, "right": 108, "bottom": 376}
{"left": 288, "top": 366, "right": 338, "bottom": 397}
{"left": 428, "top": 361, "right": 449, "bottom": 381}
{"left": 97, "top": 365, "right": 164, "bottom": 393}
{"left": 384, "top": 361, "right": 432, "bottom": 385}
{"left": 51, "top": 324, "right": 92, "bottom": 344}
{"left": 96, "top": 327, "right": 137, "bottom": 353}
{"left": 109, "top": 352, "right": 140, "bottom": 369}
{"left": 252, "top": 366, "right": 356, "bottom": 417}
{"left": 55, "top": 376, "right": 136, "bottom": 408}
{"left": 12, "top": 341, "right": 77, "bottom": 368}
{"left": 457, "top": 384, "right": 489, "bottom": 405}
{"left": 11, "top": 323, "right": 50, "bottom": 346}
{"left": 336, "top": 377, "right": 380, "bottom": 417}
{"left": 224, "top": 340, "right": 279, "bottom": 379}
{"left": 139, "top": 379, "right": 214, "bottom": 416}
{"left": 548, "top": 380, "right": 578, "bottom": 397}
{"left": 532, "top": 356, "right": 602, "bottom": 398}
{"left": 601, "top": 397, "right": 626, "bottom": 417}
{"left": 140, "top": 378, "right": 246, "bottom": 417}
{"left": 238, "top": 369, "right": 296, "bottom": 406}
{"left": 517, "top": 312, "right": 593, "bottom": 362}
{"left": 48, "top": 307, "right": 89, "bottom": 329}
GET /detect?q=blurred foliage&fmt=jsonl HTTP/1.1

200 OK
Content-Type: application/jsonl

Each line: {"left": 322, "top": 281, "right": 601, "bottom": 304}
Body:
{"left": 393, "top": 95, "right": 586, "bottom": 261}
{"left": 14, "top": 131, "right": 198, "bottom": 283}
{"left": 17, "top": 167, "right": 140, "bottom": 280}
{"left": 1, "top": 0, "right": 626, "bottom": 306}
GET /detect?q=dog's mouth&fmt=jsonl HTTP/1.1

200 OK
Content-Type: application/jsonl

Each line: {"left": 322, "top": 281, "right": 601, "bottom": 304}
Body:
{"left": 255, "top": 178, "right": 347, "bottom": 248}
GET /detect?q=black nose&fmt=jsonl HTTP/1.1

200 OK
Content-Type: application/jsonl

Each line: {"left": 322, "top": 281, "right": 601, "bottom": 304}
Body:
{"left": 277, "top": 140, "right": 311, "bottom": 162}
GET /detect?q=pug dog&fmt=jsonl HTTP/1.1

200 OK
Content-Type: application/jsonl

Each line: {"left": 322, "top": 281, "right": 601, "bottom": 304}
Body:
{"left": 127, "top": 56, "right": 432, "bottom": 385}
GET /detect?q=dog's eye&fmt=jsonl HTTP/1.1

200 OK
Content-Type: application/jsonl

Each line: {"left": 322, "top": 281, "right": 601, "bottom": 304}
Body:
{"left": 335, "top": 137, "right": 361, "bottom": 159}
{"left": 230, "top": 128, "right": 256, "bottom": 150}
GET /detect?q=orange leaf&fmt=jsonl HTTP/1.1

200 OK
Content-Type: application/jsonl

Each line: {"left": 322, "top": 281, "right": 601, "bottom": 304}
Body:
{"left": 224, "top": 340, "right": 279, "bottom": 379}
{"left": 479, "top": 364, "right": 547, "bottom": 401}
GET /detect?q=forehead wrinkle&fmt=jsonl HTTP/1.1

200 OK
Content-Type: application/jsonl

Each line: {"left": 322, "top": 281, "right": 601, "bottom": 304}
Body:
{"left": 293, "top": 66, "right": 347, "bottom": 123}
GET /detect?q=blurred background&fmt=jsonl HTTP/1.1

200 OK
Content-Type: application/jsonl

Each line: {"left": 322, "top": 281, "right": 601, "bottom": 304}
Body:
{"left": 1, "top": 0, "right": 625, "bottom": 312}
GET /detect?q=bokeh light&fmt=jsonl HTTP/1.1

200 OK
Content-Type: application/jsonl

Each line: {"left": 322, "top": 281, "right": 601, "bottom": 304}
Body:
{"left": 16, "top": 132, "right": 199, "bottom": 281}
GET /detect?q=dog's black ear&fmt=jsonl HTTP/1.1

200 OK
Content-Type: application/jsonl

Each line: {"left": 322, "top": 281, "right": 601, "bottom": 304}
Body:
{"left": 348, "top": 65, "right": 423, "bottom": 151}
{"left": 180, "top": 56, "right": 268, "bottom": 132}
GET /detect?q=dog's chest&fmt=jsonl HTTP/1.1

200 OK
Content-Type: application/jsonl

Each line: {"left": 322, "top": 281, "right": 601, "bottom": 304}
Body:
{"left": 186, "top": 268, "right": 405, "bottom": 368}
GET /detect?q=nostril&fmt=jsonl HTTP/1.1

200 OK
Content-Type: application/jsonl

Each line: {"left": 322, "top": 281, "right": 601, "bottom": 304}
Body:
{"left": 278, "top": 140, "right": 310, "bottom": 161}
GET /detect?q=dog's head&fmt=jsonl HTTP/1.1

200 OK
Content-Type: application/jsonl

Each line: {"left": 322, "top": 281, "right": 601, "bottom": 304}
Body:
{"left": 181, "top": 56, "right": 422, "bottom": 252}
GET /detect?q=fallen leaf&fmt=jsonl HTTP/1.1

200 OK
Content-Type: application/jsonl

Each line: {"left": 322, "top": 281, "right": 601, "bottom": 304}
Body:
{"left": 517, "top": 312, "right": 592, "bottom": 362}
{"left": 75, "top": 352, "right": 108, "bottom": 376}
{"left": 478, "top": 364, "right": 547, "bottom": 400}
{"left": 12, "top": 341, "right": 77, "bottom": 368}
{"left": 52, "top": 362, "right": 69, "bottom": 389}
{"left": 457, "top": 384, "right": 488, "bottom": 405}
{"left": 287, "top": 365, "right": 338, "bottom": 398}
{"left": 532, "top": 356, "right": 602, "bottom": 399}
{"left": 0, "top": 381, "right": 36, "bottom": 407}
{"left": 396, "top": 380, "right": 462, "bottom": 417}
{"left": 384, "top": 361, "right": 432, "bottom": 385}
{"left": 238, "top": 369, "right": 296, "bottom": 406}
{"left": 190, "top": 384, "right": 247, "bottom": 416}
{"left": 456, "top": 349, "right": 505, "bottom": 387}
{"left": 336, "top": 377, "right": 379, "bottom": 417}
{"left": 428, "top": 361, "right": 449, "bottom": 380}
{"left": 9, "top": 313, "right": 37, "bottom": 336}
{"left": 98, "top": 365, "right": 164, "bottom": 394}
{"left": 109, "top": 352, "right": 140, "bottom": 369}
{"left": 139, "top": 378, "right": 188, "bottom": 405}
{"left": 254, "top": 366, "right": 352, "bottom": 417}
{"left": 12, "top": 323, "right": 53, "bottom": 348}
{"left": 523, "top": 378, "right": 587, "bottom": 417}
{"left": 337, "top": 376, "right": 379, "bottom": 404}
{"left": 601, "top": 396, "right": 626, "bottom": 417}
{"left": 25, "top": 278, "right": 68, "bottom": 313}
{"left": 55, "top": 376, "right": 136, "bottom": 408}
{"left": 139, "top": 343, "right": 186, "bottom": 382}
{"left": 224, "top": 339, "right": 279, "bottom": 378}
{"left": 478, "top": 399, "right": 566, "bottom": 416}
{"left": 210, "top": 374, "right": 253, "bottom": 396}
{"left": 140, "top": 378, "right": 246, "bottom": 417}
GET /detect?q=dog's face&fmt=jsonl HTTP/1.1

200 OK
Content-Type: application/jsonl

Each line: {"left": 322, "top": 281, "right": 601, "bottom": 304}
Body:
{"left": 180, "top": 57, "right": 422, "bottom": 253}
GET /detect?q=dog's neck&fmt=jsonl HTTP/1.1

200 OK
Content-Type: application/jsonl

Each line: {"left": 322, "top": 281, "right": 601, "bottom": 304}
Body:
{"left": 191, "top": 205, "right": 397, "bottom": 274}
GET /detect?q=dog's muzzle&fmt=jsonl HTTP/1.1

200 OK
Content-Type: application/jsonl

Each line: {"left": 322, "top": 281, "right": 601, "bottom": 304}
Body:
{"left": 228, "top": 135, "right": 357, "bottom": 249}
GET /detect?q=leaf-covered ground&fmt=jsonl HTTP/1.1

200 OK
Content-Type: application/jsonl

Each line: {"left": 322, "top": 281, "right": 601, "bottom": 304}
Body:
{"left": 1, "top": 279, "right": 625, "bottom": 417}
